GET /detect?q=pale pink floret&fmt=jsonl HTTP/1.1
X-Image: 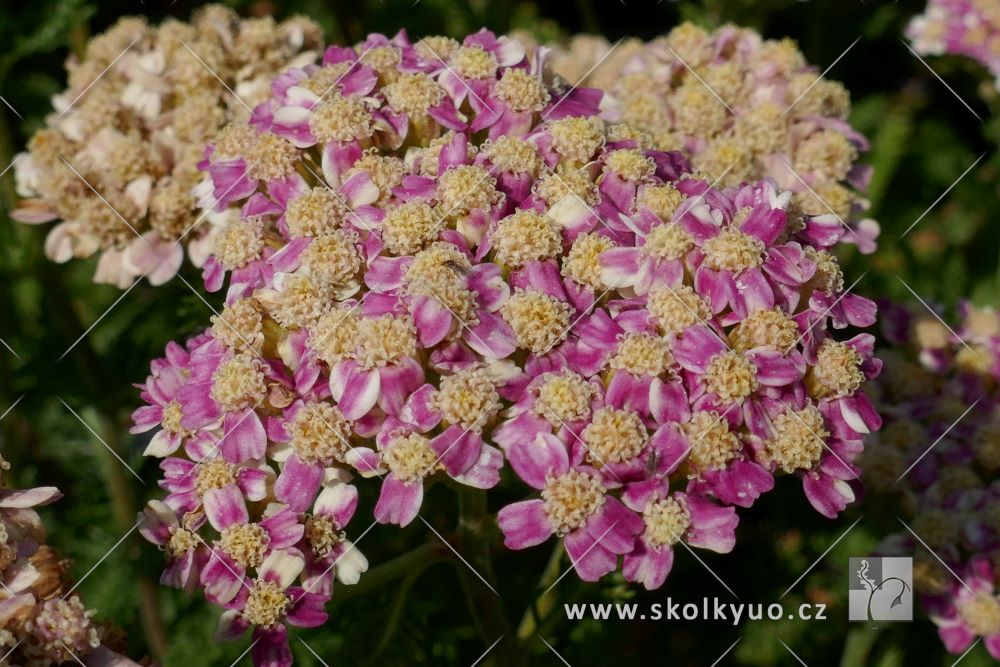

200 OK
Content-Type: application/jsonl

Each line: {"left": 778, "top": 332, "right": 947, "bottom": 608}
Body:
{"left": 499, "top": 433, "right": 643, "bottom": 582}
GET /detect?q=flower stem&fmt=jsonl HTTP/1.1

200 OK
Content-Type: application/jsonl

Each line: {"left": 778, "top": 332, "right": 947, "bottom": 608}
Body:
{"left": 330, "top": 541, "right": 448, "bottom": 606}
{"left": 455, "top": 485, "right": 521, "bottom": 666}
{"left": 516, "top": 542, "right": 564, "bottom": 640}
{"left": 84, "top": 406, "right": 167, "bottom": 661}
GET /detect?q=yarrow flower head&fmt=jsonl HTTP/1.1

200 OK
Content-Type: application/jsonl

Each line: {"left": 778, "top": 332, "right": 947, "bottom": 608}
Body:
{"left": 863, "top": 301, "right": 1000, "bottom": 658}
{"left": 134, "top": 26, "right": 877, "bottom": 664}
{"left": 540, "top": 22, "right": 880, "bottom": 254}
{"left": 0, "top": 457, "right": 137, "bottom": 666}
{"left": 13, "top": 5, "right": 322, "bottom": 287}
{"left": 908, "top": 0, "right": 1000, "bottom": 89}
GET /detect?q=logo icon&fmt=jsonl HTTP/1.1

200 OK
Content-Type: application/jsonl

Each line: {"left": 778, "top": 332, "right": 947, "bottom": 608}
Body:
{"left": 848, "top": 557, "right": 913, "bottom": 623}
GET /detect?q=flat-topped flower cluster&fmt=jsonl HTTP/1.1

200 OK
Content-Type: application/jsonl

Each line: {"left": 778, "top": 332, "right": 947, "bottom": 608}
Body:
{"left": 540, "top": 22, "right": 879, "bottom": 254}
{"left": 908, "top": 0, "right": 1000, "bottom": 89}
{"left": 0, "top": 457, "right": 137, "bottom": 666}
{"left": 864, "top": 302, "right": 1000, "bottom": 659}
{"left": 13, "top": 5, "right": 321, "bottom": 287}
{"left": 132, "top": 27, "right": 879, "bottom": 666}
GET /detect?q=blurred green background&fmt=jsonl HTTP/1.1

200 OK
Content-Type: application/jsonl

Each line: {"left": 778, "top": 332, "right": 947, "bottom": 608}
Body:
{"left": 0, "top": 0, "right": 998, "bottom": 665}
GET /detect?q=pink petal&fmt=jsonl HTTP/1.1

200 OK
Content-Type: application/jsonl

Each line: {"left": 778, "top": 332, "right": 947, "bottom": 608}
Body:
{"left": 373, "top": 475, "right": 423, "bottom": 526}
{"left": 203, "top": 484, "right": 249, "bottom": 531}
{"left": 498, "top": 499, "right": 553, "bottom": 549}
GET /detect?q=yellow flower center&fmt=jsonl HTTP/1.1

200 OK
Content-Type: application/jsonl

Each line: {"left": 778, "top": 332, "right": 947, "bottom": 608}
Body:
{"left": 451, "top": 45, "right": 498, "bottom": 79}
{"left": 562, "top": 233, "right": 615, "bottom": 289}
{"left": 305, "top": 514, "right": 342, "bottom": 558}
{"left": 166, "top": 528, "right": 199, "bottom": 558}
{"left": 604, "top": 148, "right": 655, "bottom": 182}
{"left": 491, "top": 210, "right": 562, "bottom": 268}
{"left": 807, "top": 340, "right": 864, "bottom": 399}
{"left": 354, "top": 315, "right": 417, "bottom": 369}
{"left": 643, "top": 496, "right": 691, "bottom": 548}
{"left": 383, "top": 72, "right": 446, "bottom": 115}
{"left": 288, "top": 401, "right": 353, "bottom": 465}
{"left": 243, "top": 580, "right": 289, "bottom": 627}
{"left": 730, "top": 308, "right": 799, "bottom": 352}
{"left": 210, "top": 354, "right": 267, "bottom": 411}
{"left": 219, "top": 523, "right": 269, "bottom": 568}
{"left": 608, "top": 333, "right": 675, "bottom": 377}
{"left": 534, "top": 372, "right": 596, "bottom": 426}
{"left": 436, "top": 165, "right": 501, "bottom": 215}
{"left": 643, "top": 224, "right": 694, "bottom": 261}
{"left": 542, "top": 469, "right": 606, "bottom": 535}
{"left": 309, "top": 95, "right": 374, "bottom": 143}
{"left": 382, "top": 433, "right": 440, "bottom": 482}
{"left": 647, "top": 285, "right": 712, "bottom": 335}
{"left": 581, "top": 406, "right": 647, "bottom": 465}
{"left": 702, "top": 228, "right": 765, "bottom": 272}
{"left": 195, "top": 458, "right": 237, "bottom": 496}
{"left": 494, "top": 68, "right": 550, "bottom": 113}
{"left": 704, "top": 351, "right": 759, "bottom": 403}
{"left": 959, "top": 593, "right": 1000, "bottom": 637}
{"left": 766, "top": 406, "right": 827, "bottom": 473}
{"left": 500, "top": 289, "right": 572, "bottom": 354}
{"left": 381, "top": 201, "right": 443, "bottom": 256}
{"left": 683, "top": 411, "right": 742, "bottom": 471}
{"left": 548, "top": 116, "right": 605, "bottom": 164}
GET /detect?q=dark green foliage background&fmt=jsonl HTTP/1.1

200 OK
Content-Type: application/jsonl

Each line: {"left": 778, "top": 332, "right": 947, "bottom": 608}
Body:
{"left": 0, "top": 0, "right": 997, "bottom": 665}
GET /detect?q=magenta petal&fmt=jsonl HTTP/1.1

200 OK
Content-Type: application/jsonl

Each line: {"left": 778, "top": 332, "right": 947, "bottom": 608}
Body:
{"left": 454, "top": 444, "right": 503, "bottom": 489}
{"left": 585, "top": 497, "right": 642, "bottom": 554}
{"left": 623, "top": 539, "right": 673, "bottom": 590}
{"left": 338, "top": 366, "right": 380, "bottom": 420}
{"left": 673, "top": 326, "right": 727, "bottom": 373}
{"left": 749, "top": 349, "right": 805, "bottom": 386}
{"left": 314, "top": 483, "right": 359, "bottom": 527}
{"left": 251, "top": 626, "right": 293, "bottom": 667}
{"left": 201, "top": 550, "right": 245, "bottom": 605}
{"left": 465, "top": 312, "right": 517, "bottom": 359}
{"left": 802, "top": 473, "right": 855, "bottom": 519}
{"left": 492, "top": 412, "right": 551, "bottom": 451}
{"left": 704, "top": 460, "right": 774, "bottom": 508}
{"left": 411, "top": 295, "right": 453, "bottom": 347}
{"left": 648, "top": 425, "right": 689, "bottom": 475}
{"left": 203, "top": 484, "right": 249, "bottom": 531}
{"left": 650, "top": 378, "right": 690, "bottom": 425}
{"left": 507, "top": 433, "right": 570, "bottom": 489}
{"left": 373, "top": 474, "right": 423, "bottom": 526}
{"left": 429, "top": 425, "right": 480, "bottom": 477}
{"left": 938, "top": 621, "right": 976, "bottom": 654}
{"left": 260, "top": 508, "right": 305, "bottom": 549}
{"left": 274, "top": 455, "right": 324, "bottom": 513}
{"left": 498, "top": 499, "right": 553, "bottom": 549}
{"left": 379, "top": 359, "right": 424, "bottom": 416}
{"left": 237, "top": 468, "right": 269, "bottom": 502}
{"left": 684, "top": 495, "right": 738, "bottom": 553}
{"left": 219, "top": 410, "right": 267, "bottom": 463}
{"left": 286, "top": 590, "right": 328, "bottom": 628}
{"left": 400, "top": 384, "right": 441, "bottom": 432}
{"left": 564, "top": 528, "right": 617, "bottom": 582}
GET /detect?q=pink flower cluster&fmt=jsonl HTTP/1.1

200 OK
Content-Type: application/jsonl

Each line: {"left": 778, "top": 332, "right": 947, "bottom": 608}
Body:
{"left": 538, "top": 23, "right": 880, "bottom": 254}
{"left": 0, "top": 458, "right": 137, "bottom": 666}
{"left": 864, "top": 302, "right": 1000, "bottom": 658}
{"left": 134, "top": 27, "right": 879, "bottom": 665}
{"left": 908, "top": 0, "right": 1000, "bottom": 88}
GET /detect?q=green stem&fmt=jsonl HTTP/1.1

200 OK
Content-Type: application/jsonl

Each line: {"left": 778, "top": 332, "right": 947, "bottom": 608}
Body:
{"left": 840, "top": 625, "right": 883, "bottom": 667}
{"left": 373, "top": 567, "right": 423, "bottom": 658}
{"left": 455, "top": 486, "right": 521, "bottom": 666}
{"left": 516, "top": 542, "right": 564, "bottom": 640}
{"left": 86, "top": 407, "right": 167, "bottom": 661}
{"left": 330, "top": 541, "right": 448, "bottom": 607}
